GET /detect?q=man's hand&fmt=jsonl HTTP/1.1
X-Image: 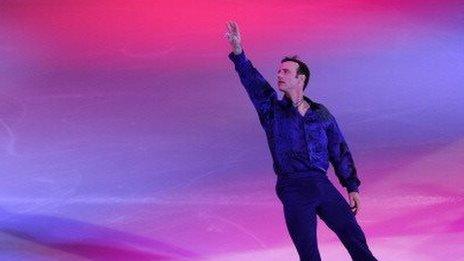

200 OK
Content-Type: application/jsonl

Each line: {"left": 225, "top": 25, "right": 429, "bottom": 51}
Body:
{"left": 348, "top": 192, "right": 360, "bottom": 215}
{"left": 225, "top": 20, "right": 242, "bottom": 55}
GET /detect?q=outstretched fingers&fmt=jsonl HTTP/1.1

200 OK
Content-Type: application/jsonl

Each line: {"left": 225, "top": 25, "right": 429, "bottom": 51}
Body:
{"left": 231, "top": 21, "right": 240, "bottom": 35}
{"left": 225, "top": 21, "right": 239, "bottom": 35}
{"left": 226, "top": 21, "right": 232, "bottom": 33}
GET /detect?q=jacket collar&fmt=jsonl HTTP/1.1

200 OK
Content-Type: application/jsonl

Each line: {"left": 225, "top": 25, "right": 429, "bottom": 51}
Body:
{"left": 281, "top": 94, "right": 317, "bottom": 110}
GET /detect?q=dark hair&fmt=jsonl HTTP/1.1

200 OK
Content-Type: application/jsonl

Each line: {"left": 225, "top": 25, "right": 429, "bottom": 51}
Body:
{"left": 281, "top": 55, "right": 310, "bottom": 90}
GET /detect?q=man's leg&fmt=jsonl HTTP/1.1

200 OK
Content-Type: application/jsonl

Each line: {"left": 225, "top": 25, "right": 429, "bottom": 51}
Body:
{"left": 316, "top": 180, "right": 377, "bottom": 261}
{"left": 276, "top": 178, "right": 322, "bottom": 261}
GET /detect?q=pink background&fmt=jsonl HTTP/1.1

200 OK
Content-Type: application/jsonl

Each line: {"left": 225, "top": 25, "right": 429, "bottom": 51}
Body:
{"left": 1, "top": 1, "right": 463, "bottom": 260}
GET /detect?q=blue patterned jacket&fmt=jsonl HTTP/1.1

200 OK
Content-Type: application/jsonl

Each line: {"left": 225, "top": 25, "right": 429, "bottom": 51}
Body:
{"left": 229, "top": 50, "right": 361, "bottom": 193}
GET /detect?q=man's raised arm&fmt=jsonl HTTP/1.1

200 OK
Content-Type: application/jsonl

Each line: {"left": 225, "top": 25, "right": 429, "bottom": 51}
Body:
{"left": 225, "top": 21, "right": 277, "bottom": 129}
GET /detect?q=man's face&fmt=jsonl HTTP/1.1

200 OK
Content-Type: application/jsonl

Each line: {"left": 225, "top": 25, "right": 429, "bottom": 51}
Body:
{"left": 277, "top": 61, "right": 303, "bottom": 92}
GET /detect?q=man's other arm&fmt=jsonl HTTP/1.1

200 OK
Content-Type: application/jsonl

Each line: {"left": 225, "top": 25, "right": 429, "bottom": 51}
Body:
{"left": 326, "top": 113, "right": 361, "bottom": 193}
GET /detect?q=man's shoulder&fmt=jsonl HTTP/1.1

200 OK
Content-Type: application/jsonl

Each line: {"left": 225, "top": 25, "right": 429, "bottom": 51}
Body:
{"left": 311, "top": 101, "right": 334, "bottom": 121}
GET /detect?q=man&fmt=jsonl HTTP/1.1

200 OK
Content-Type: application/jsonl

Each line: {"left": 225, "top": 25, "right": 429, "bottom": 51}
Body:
{"left": 225, "top": 21, "right": 377, "bottom": 261}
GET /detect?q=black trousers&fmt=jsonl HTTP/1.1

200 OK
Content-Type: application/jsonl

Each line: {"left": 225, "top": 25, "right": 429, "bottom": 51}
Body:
{"left": 275, "top": 173, "right": 378, "bottom": 261}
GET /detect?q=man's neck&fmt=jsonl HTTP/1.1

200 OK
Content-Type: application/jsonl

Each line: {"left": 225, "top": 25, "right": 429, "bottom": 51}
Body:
{"left": 284, "top": 89, "right": 305, "bottom": 105}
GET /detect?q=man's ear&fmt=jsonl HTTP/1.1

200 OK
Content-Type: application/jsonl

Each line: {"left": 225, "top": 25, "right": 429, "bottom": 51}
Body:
{"left": 298, "top": 74, "right": 306, "bottom": 84}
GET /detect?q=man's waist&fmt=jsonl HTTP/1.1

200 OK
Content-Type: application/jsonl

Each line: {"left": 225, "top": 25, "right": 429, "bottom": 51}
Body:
{"left": 276, "top": 168, "right": 327, "bottom": 180}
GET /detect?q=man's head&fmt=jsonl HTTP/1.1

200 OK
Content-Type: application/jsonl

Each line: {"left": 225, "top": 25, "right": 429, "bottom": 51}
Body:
{"left": 277, "top": 55, "right": 310, "bottom": 92}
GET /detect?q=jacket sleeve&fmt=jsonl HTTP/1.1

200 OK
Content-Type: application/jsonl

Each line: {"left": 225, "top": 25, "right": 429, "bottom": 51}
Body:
{"left": 228, "top": 50, "right": 277, "bottom": 129}
{"left": 326, "top": 113, "right": 361, "bottom": 193}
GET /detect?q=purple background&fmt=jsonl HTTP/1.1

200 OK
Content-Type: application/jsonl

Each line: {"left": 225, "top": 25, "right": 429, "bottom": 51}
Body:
{"left": 1, "top": 1, "right": 463, "bottom": 260}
